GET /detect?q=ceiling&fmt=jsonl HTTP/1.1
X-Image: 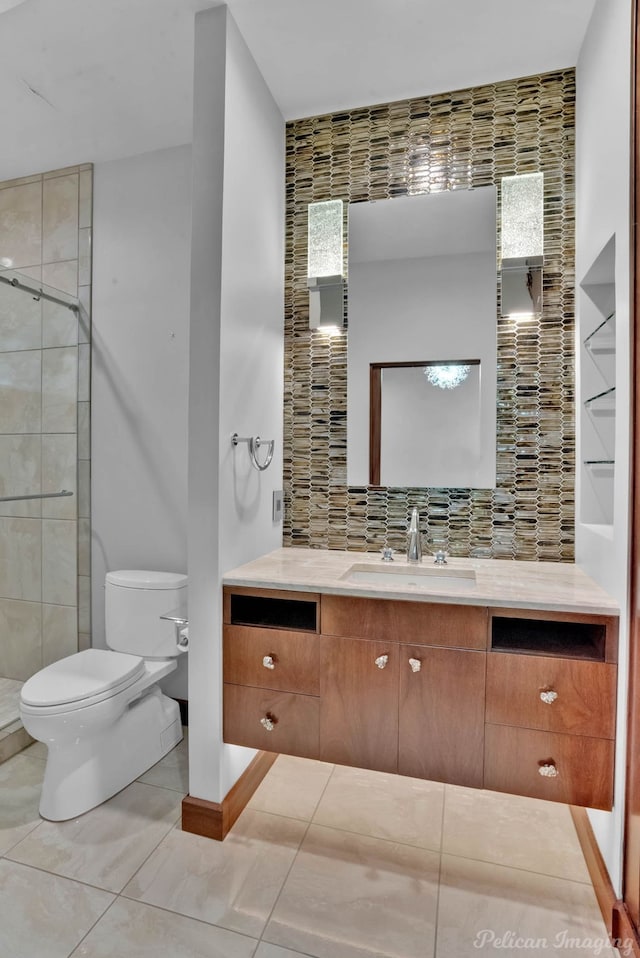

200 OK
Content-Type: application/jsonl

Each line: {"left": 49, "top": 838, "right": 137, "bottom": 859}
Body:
{"left": 0, "top": 0, "right": 597, "bottom": 181}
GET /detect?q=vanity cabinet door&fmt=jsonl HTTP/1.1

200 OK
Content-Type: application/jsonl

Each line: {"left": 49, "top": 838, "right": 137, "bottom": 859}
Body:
{"left": 320, "top": 636, "right": 399, "bottom": 773}
{"left": 398, "top": 646, "right": 486, "bottom": 787}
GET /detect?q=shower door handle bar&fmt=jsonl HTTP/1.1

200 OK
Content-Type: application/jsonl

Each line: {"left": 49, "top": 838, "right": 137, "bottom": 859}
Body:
{"left": 0, "top": 489, "right": 73, "bottom": 503}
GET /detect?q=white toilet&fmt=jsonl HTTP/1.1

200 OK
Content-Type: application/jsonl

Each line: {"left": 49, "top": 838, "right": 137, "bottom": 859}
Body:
{"left": 20, "top": 570, "right": 187, "bottom": 821}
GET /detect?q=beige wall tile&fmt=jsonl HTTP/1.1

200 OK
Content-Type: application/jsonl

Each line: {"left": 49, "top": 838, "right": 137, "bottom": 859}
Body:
{"left": 78, "top": 227, "right": 92, "bottom": 285}
{"left": 78, "top": 516, "right": 90, "bottom": 575}
{"left": 0, "top": 435, "right": 41, "bottom": 519}
{"left": 41, "top": 434, "right": 77, "bottom": 519}
{"left": 0, "top": 725, "right": 33, "bottom": 764}
{"left": 42, "top": 260, "right": 79, "bottom": 348}
{"left": 78, "top": 400, "right": 90, "bottom": 458}
{"left": 0, "top": 278, "right": 41, "bottom": 351}
{"left": 42, "top": 518, "right": 77, "bottom": 606}
{"left": 78, "top": 632, "right": 91, "bottom": 651}
{"left": 42, "top": 604, "right": 77, "bottom": 666}
{"left": 78, "top": 343, "right": 90, "bottom": 401}
{"left": 78, "top": 460, "right": 90, "bottom": 517}
{"left": 43, "top": 174, "right": 79, "bottom": 263}
{"left": 0, "top": 182, "right": 42, "bottom": 268}
{"left": 43, "top": 165, "right": 80, "bottom": 179}
{"left": 0, "top": 517, "right": 41, "bottom": 601}
{"left": 0, "top": 173, "right": 41, "bottom": 190}
{"left": 78, "top": 285, "right": 91, "bottom": 343}
{"left": 42, "top": 346, "right": 77, "bottom": 433}
{"left": 79, "top": 170, "right": 93, "bottom": 229}
{"left": 0, "top": 351, "right": 41, "bottom": 433}
{"left": 78, "top": 574, "right": 91, "bottom": 633}
{"left": 0, "top": 598, "right": 42, "bottom": 680}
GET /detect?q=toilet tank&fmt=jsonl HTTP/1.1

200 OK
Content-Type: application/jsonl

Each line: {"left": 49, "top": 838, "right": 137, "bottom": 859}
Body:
{"left": 105, "top": 570, "right": 188, "bottom": 658}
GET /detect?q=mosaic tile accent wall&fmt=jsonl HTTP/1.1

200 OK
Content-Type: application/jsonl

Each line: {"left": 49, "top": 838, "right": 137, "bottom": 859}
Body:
{"left": 284, "top": 69, "right": 575, "bottom": 562}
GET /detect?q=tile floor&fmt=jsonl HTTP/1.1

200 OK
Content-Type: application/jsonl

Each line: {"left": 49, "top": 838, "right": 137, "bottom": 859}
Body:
{"left": 0, "top": 735, "right": 619, "bottom": 958}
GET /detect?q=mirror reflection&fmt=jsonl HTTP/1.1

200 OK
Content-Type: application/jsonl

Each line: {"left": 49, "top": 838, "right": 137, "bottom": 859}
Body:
{"left": 347, "top": 186, "right": 498, "bottom": 489}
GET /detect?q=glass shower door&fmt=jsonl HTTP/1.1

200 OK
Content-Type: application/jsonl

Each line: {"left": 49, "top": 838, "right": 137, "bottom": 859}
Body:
{"left": 0, "top": 269, "right": 81, "bottom": 733}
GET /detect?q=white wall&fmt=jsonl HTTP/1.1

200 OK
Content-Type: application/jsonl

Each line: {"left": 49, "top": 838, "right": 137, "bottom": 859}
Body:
{"left": 575, "top": 0, "right": 631, "bottom": 894}
{"left": 91, "top": 144, "right": 192, "bottom": 699}
{"left": 187, "top": 5, "right": 285, "bottom": 803}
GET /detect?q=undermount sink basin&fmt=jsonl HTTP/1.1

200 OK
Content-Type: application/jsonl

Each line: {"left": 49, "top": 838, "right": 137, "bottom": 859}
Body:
{"left": 342, "top": 563, "right": 477, "bottom": 592}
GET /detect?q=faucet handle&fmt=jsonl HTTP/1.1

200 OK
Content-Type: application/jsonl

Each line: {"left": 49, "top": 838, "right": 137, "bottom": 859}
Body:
{"left": 381, "top": 547, "right": 394, "bottom": 562}
{"left": 433, "top": 549, "right": 448, "bottom": 566}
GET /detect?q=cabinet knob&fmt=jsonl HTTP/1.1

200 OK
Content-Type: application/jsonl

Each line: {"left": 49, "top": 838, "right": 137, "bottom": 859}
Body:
{"left": 538, "top": 763, "right": 559, "bottom": 778}
{"left": 540, "top": 690, "right": 558, "bottom": 705}
{"left": 260, "top": 716, "right": 276, "bottom": 731}
{"left": 408, "top": 657, "right": 422, "bottom": 673}
{"left": 374, "top": 654, "right": 389, "bottom": 669}
{"left": 262, "top": 655, "right": 276, "bottom": 670}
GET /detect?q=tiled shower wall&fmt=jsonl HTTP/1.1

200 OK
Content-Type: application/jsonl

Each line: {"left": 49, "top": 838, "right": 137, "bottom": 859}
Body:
{"left": 284, "top": 69, "right": 575, "bottom": 562}
{"left": 0, "top": 165, "right": 92, "bottom": 681}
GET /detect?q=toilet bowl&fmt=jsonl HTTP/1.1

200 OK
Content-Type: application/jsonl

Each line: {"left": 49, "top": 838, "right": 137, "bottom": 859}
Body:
{"left": 20, "top": 570, "right": 187, "bottom": 821}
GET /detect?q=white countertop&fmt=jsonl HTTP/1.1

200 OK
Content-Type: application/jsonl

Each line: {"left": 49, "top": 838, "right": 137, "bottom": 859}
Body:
{"left": 222, "top": 548, "right": 619, "bottom": 616}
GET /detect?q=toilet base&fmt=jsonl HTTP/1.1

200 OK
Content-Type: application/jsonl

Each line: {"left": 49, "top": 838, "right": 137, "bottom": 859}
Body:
{"left": 38, "top": 687, "right": 182, "bottom": 821}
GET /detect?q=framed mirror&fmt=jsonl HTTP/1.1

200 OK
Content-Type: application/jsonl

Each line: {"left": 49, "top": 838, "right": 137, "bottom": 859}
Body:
{"left": 346, "top": 186, "right": 497, "bottom": 489}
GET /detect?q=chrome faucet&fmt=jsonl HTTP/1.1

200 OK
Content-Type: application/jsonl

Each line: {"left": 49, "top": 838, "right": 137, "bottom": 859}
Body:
{"left": 407, "top": 507, "right": 422, "bottom": 563}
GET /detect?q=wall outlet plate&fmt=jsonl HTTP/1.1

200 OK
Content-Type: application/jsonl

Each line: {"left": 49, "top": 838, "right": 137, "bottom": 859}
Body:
{"left": 273, "top": 490, "right": 284, "bottom": 523}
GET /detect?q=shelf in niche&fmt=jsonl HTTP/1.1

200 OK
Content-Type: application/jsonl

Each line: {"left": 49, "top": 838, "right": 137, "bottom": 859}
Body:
{"left": 584, "top": 386, "right": 615, "bottom": 412}
{"left": 583, "top": 460, "right": 614, "bottom": 467}
{"left": 584, "top": 311, "right": 615, "bottom": 354}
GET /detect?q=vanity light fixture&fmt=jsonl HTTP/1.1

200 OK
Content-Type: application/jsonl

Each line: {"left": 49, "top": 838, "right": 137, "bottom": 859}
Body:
{"left": 307, "top": 199, "right": 345, "bottom": 329}
{"left": 424, "top": 363, "right": 472, "bottom": 390}
{"left": 500, "top": 172, "right": 543, "bottom": 317}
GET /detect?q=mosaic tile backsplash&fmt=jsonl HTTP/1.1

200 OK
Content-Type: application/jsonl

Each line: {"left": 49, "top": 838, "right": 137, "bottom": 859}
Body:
{"left": 283, "top": 69, "right": 575, "bottom": 562}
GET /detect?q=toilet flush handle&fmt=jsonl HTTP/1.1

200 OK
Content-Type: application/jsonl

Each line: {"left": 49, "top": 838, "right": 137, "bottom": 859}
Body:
{"left": 160, "top": 609, "right": 189, "bottom": 653}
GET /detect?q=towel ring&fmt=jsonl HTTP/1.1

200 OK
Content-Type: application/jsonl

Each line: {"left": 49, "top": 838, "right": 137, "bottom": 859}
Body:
{"left": 231, "top": 433, "right": 275, "bottom": 472}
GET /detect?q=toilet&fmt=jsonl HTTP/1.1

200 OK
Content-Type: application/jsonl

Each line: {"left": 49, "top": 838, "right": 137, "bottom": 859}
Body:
{"left": 20, "top": 570, "right": 187, "bottom": 821}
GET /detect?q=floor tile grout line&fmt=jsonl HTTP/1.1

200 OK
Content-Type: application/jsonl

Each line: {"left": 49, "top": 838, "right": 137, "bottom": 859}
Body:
{"left": 441, "top": 848, "right": 595, "bottom": 887}
{"left": 65, "top": 894, "right": 119, "bottom": 958}
{"left": 255, "top": 814, "right": 314, "bottom": 939}
{"left": 0, "top": 855, "right": 122, "bottom": 897}
{"left": 432, "top": 783, "right": 449, "bottom": 958}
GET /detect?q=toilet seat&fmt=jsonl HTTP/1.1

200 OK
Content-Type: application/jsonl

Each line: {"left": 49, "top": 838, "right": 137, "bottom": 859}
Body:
{"left": 21, "top": 649, "right": 145, "bottom": 712}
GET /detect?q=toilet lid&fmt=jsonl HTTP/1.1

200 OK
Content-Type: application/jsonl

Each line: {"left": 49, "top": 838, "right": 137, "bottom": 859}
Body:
{"left": 21, "top": 649, "right": 146, "bottom": 708}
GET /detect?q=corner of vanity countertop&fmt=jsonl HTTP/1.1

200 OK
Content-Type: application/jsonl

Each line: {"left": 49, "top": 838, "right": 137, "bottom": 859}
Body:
{"left": 222, "top": 547, "right": 620, "bottom": 617}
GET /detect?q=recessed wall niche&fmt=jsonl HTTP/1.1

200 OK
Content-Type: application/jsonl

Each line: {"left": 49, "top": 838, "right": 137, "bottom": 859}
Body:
{"left": 283, "top": 69, "right": 576, "bottom": 562}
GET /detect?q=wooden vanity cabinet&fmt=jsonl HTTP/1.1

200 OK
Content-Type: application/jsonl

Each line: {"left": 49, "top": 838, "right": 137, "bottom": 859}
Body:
{"left": 398, "top": 645, "right": 486, "bottom": 787}
{"left": 222, "top": 586, "right": 618, "bottom": 810}
{"left": 320, "top": 637, "right": 399, "bottom": 772}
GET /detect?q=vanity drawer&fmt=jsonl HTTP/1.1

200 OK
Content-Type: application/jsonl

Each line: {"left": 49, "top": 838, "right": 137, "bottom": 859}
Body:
{"left": 223, "top": 683, "right": 320, "bottom": 759}
{"left": 484, "top": 724, "right": 614, "bottom": 810}
{"left": 321, "top": 595, "right": 487, "bottom": 650}
{"left": 223, "top": 625, "right": 319, "bottom": 695}
{"left": 486, "top": 653, "right": 616, "bottom": 738}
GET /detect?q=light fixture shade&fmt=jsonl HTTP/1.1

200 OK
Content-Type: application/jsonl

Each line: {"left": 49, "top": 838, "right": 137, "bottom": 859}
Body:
{"left": 501, "top": 172, "right": 544, "bottom": 317}
{"left": 501, "top": 173, "right": 543, "bottom": 262}
{"left": 308, "top": 200, "right": 344, "bottom": 278}
{"left": 308, "top": 200, "right": 345, "bottom": 329}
